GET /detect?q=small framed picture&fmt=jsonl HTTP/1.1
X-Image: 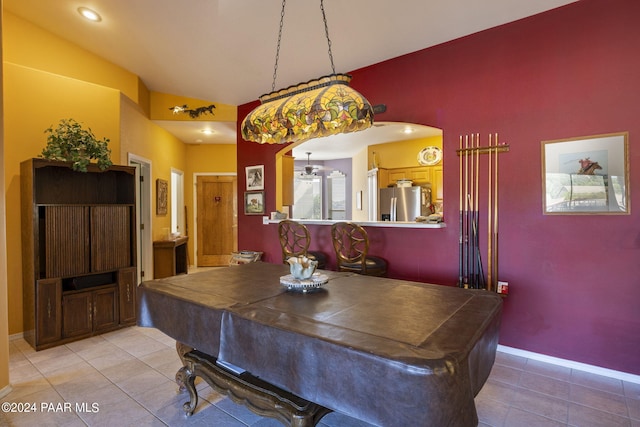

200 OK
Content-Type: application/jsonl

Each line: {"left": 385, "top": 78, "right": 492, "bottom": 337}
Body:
{"left": 244, "top": 191, "right": 265, "bottom": 215}
{"left": 542, "top": 132, "right": 629, "bottom": 214}
{"left": 156, "top": 179, "right": 168, "bottom": 215}
{"left": 245, "top": 165, "right": 264, "bottom": 190}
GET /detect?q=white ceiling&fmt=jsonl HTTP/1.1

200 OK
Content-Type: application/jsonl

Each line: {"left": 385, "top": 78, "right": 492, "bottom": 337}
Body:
{"left": 4, "top": 0, "right": 578, "bottom": 154}
{"left": 292, "top": 122, "right": 442, "bottom": 161}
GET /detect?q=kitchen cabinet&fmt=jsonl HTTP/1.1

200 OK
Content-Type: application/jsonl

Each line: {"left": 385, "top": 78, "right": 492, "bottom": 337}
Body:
{"left": 433, "top": 166, "right": 443, "bottom": 202}
{"left": 377, "top": 165, "right": 441, "bottom": 211}
{"left": 21, "top": 158, "right": 137, "bottom": 350}
{"left": 388, "top": 167, "right": 431, "bottom": 184}
{"left": 380, "top": 166, "right": 433, "bottom": 187}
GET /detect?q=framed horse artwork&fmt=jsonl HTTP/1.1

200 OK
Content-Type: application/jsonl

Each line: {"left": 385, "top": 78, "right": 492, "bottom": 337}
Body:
{"left": 542, "top": 132, "right": 629, "bottom": 214}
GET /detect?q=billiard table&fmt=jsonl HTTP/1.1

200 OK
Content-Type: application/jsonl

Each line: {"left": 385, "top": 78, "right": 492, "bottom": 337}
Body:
{"left": 137, "top": 262, "right": 502, "bottom": 426}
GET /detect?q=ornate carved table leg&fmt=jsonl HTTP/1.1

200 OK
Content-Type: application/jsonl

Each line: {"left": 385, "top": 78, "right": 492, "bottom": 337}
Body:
{"left": 175, "top": 342, "right": 194, "bottom": 392}
{"left": 176, "top": 342, "right": 194, "bottom": 365}
{"left": 175, "top": 342, "right": 198, "bottom": 415}
{"left": 173, "top": 347, "right": 331, "bottom": 426}
{"left": 175, "top": 364, "right": 198, "bottom": 416}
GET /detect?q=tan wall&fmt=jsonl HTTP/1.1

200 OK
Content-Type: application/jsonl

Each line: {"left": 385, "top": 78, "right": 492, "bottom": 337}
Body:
{"left": 120, "top": 96, "right": 188, "bottom": 242}
{"left": 4, "top": 64, "right": 121, "bottom": 335}
{"left": 4, "top": 12, "right": 141, "bottom": 104}
{"left": 1, "top": 4, "right": 11, "bottom": 396}
{"left": 369, "top": 135, "right": 442, "bottom": 169}
{"left": 2, "top": 11, "right": 237, "bottom": 336}
{"left": 186, "top": 144, "right": 237, "bottom": 173}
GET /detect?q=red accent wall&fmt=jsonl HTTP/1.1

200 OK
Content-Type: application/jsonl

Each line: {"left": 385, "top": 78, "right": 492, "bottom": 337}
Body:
{"left": 238, "top": 0, "right": 640, "bottom": 375}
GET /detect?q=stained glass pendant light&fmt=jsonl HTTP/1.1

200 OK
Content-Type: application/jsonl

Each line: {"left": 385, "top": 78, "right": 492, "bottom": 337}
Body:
{"left": 241, "top": 0, "right": 374, "bottom": 145}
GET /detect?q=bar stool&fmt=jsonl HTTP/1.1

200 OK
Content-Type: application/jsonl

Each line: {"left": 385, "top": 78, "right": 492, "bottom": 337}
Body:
{"left": 277, "top": 220, "right": 327, "bottom": 269}
{"left": 331, "top": 222, "right": 387, "bottom": 277}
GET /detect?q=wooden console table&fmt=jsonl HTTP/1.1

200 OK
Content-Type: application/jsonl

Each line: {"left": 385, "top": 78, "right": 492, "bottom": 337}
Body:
{"left": 153, "top": 236, "right": 188, "bottom": 279}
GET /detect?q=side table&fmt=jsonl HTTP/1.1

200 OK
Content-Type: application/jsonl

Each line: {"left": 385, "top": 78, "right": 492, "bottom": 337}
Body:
{"left": 153, "top": 236, "right": 189, "bottom": 279}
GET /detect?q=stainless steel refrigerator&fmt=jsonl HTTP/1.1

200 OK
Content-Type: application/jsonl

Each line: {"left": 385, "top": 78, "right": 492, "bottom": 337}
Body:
{"left": 380, "top": 186, "right": 431, "bottom": 221}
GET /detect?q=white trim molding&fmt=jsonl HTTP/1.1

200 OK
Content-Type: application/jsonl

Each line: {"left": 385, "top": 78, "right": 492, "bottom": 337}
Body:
{"left": 498, "top": 345, "right": 640, "bottom": 385}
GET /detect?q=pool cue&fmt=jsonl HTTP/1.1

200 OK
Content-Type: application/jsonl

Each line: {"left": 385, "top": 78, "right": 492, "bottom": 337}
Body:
{"left": 465, "top": 135, "right": 471, "bottom": 288}
{"left": 493, "top": 133, "right": 499, "bottom": 291}
{"left": 469, "top": 134, "right": 477, "bottom": 288}
{"left": 463, "top": 134, "right": 470, "bottom": 288}
{"left": 469, "top": 134, "right": 475, "bottom": 288}
{"left": 458, "top": 135, "right": 463, "bottom": 287}
{"left": 487, "top": 134, "right": 493, "bottom": 291}
{"left": 467, "top": 193, "right": 476, "bottom": 288}
{"left": 474, "top": 133, "right": 484, "bottom": 289}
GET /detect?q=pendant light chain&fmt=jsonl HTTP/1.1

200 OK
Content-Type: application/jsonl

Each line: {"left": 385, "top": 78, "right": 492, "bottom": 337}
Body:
{"left": 243, "top": 1, "right": 374, "bottom": 144}
{"left": 320, "top": 0, "right": 336, "bottom": 75}
{"left": 271, "top": 0, "right": 337, "bottom": 93}
{"left": 271, "top": 0, "right": 287, "bottom": 93}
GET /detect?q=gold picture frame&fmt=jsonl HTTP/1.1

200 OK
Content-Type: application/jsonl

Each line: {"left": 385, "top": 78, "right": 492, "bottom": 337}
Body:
{"left": 542, "top": 132, "right": 629, "bottom": 214}
{"left": 156, "top": 179, "right": 168, "bottom": 215}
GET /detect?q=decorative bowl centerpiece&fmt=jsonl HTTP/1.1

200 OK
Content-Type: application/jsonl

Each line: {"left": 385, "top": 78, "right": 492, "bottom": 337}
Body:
{"left": 281, "top": 255, "right": 328, "bottom": 292}
{"left": 286, "top": 255, "right": 317, "bottom": 279}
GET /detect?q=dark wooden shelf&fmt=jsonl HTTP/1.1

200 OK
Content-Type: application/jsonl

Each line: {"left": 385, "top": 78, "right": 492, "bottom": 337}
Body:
{"left": 21, "top": 158, "right": 137, "bottom": 350}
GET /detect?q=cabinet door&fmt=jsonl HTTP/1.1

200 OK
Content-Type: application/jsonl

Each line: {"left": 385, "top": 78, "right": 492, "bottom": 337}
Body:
{"left": 35, "top": 279, "right": 62, "bottom": 344}
{"left": 409, "top": 168, "right": 431, "bottom": 184}
{"left": 93, "top": 288, "right": 119, "bottom": 332}
{"left": 433, "top": 166, "right": 443, "bottom": 202}
{"left": 281, "top": 155, "right": 294, "bottom": 207}
{"left": 91, "top": 206, "right": 132, "bottom": 271}
{"left": 118, "top": 267, "right": 137, "bottom": 324}
{"left": 388, "top": 169, "right": 408, "bottom": 183}
{"left": 377, "top": 168, "right": 389, "bottom": 189}
{"left": 63, "top": 292, "right": 93, "bottom": 338}
{"left": 45, "top": 206, "right": 90, "bottom": 277}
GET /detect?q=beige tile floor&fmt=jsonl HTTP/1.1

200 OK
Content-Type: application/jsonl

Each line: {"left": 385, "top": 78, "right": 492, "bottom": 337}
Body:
{"left": 1, "top": 326, "right": 639, "bottom": 426}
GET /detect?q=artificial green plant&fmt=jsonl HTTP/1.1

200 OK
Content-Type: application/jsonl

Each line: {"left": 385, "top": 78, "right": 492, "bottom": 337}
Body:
{"left": 41, "top": 118, "right": 113, "bottom": 172}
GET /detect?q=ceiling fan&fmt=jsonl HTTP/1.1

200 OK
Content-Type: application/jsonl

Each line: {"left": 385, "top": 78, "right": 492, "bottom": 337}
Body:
{"left": 295, "top": 152, "right": 328, "bottom": 177}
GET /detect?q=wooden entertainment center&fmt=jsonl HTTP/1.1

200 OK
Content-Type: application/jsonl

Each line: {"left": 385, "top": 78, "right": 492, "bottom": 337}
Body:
{"left": 20, "top": 158, "right": 137, "bottom": 350}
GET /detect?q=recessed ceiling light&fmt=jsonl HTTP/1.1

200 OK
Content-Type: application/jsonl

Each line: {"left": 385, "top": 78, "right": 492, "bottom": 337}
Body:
{"left": 78, "top": 7, "right": 102, "bottom": 22}
{"left": 201, "top": 129, "right": 214, "bottom": 135}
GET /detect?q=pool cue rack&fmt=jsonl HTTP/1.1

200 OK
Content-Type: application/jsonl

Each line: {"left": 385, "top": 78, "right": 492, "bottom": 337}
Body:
{"left": 456, "top": 133, "right": 509, "bottom": 293}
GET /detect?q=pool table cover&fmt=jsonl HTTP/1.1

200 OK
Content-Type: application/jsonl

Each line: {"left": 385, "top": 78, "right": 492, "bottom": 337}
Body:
{"left": 138, "top": 261, "right": 502, "bottom": 426}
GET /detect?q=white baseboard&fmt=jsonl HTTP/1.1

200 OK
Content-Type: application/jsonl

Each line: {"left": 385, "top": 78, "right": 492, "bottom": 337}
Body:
{"left": 0, "top": 384, "right": 13, "bottom": 399}
{"left": 498, "top": 345, "right": 640, "bottom": 385}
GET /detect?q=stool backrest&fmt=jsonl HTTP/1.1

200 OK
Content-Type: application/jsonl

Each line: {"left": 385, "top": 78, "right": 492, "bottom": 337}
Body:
{"left": 278, "top": 220, "right": 311, "bottom": 263}
{"left": 331, "top": 222, "right": 369, "bottom": 268}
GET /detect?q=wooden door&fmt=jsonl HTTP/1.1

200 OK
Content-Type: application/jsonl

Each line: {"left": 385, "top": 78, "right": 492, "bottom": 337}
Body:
{"left": 197, "top": 176, "right": 237, "bottom": 266}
